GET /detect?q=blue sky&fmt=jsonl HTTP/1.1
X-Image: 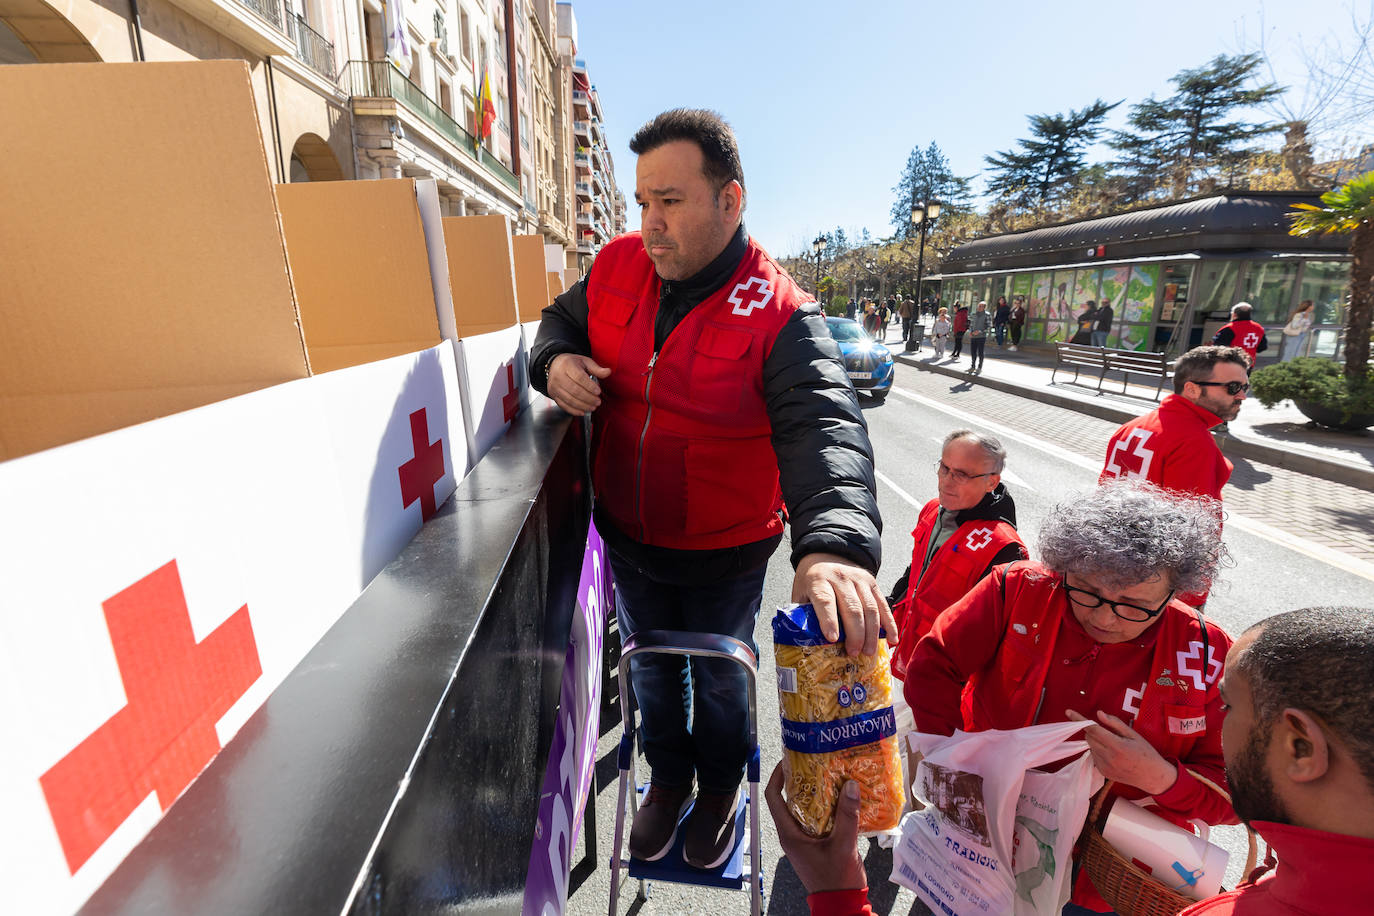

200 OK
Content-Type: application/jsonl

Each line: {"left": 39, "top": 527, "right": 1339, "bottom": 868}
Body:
{"left": 569, "top": 0, "right": 1372, "bottom": 257}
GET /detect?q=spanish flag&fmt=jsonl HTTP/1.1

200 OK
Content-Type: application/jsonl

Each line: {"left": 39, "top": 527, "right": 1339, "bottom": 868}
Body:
{"left": 476, "top": 68, "right": 496, "bottom": 145}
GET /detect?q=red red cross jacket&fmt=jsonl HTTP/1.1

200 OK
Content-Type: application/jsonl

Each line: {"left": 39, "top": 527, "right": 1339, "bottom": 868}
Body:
{"left": 585, "top": 232, "right": 802, "bottom": 550}
{"left": 1100, "top": 394, "right": 1232, "bottom": 501}
{"left": 1214, "top": 319, "right": 1268, "bottom": 364}
{"left": 890, "top": 498, "right": 1024, "bottom": 681}
{"left": 906, "top": 562, "right": 1236, "bottom": 908}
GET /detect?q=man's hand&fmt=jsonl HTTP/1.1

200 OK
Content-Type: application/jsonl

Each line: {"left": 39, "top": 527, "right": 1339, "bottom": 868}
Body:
{"left": 1066, "top": 709, "right": 1179, "bottom": 795}
{"left": 765, "top": 763, "right": 867, "bottom": 895}
{"left": 547, "top": 353, "right": 612, "bottom": 416}
{"left": 792, "top": 553, "right": 896, "bottom": 657}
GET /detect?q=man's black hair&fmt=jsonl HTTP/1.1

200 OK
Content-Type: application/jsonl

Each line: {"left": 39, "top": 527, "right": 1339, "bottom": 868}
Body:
{"left": 629, "top": 108, "right": 745, "bottom": 191}
{"left": 1233, "top": 304, "right": 1254, "bottom": 320}
{"left": 1234, "top": 607, "right": 1374, "bottom": 790}
{"left": 1173, "top": 345, "right": 1251, "bottom": 394}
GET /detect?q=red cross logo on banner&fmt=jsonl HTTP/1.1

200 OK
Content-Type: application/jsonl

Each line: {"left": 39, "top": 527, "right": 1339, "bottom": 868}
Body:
{"left": 727, "top": 277, "right": 774, "bottom": 317}
{"left": 398, "top": 407, "right": 445, "bottom": 521}
{"left": 501, "top": 362, "right": 520, "bottom": 422}
{"left": 1104, "top": 428, "right": 1155, "bottom": 480}
{"left": 39, "top": 561, "right": 261, "bottom": 874}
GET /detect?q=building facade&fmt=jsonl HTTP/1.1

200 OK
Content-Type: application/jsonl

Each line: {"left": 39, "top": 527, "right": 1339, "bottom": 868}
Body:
{"left": 2, "top": 0, "right": 625, "bottom": 268}
{"left": 935, "top": 191, "right": 1352, "bottom": 363}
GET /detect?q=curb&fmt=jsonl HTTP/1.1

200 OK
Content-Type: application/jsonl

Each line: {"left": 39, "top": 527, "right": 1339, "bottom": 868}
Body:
{"left": 896, "top": 354, "right": 1374, "bottom": 491}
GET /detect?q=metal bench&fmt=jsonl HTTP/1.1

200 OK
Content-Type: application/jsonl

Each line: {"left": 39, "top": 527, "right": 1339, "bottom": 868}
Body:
{"left": 1052, "top": 343, "right": 1170, "bottom": 401}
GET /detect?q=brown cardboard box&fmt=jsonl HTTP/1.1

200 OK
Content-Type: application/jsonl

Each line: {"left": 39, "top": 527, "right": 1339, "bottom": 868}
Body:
{"left": 546, "top": 271, "right": 565, "bottom": 304}
{"left": 512, "top": 235, "right": 552, "bottom": 323}
{"left": 0, "top": 61, "right": 308, "bottom": 461}
{"left": 439, "top": 215, "right": 521, "bottom": 337}
{"left": 276, "top": 180, "right": 442, "bottom": 373}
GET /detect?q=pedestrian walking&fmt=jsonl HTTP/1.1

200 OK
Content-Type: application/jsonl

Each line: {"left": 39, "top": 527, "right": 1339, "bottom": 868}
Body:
{"left": 968, "top": 301, "right": 990, "bottom": 372}
{"left": 992, "top": 295, "right": 1010, "bottom": 347}
{"left": 862, "top": 301, "right": 880, "bottom": 337}
{"left": 931, "top": 307, "right": 951, "bottom": 359}
{"left": 1091, "top": 299, "right": 1114, "bottom": 348}
{"left": 1280, "top": 299, "right": 1315, "bottom": 361}
{"left": 898, "top": 296, "right": 913, "bottom": 343}
{"left": 1009, "top": 295, "right": 1026, "bottom": 350}
{"left": 950, "top": 303, "right": 969, "bottom": 359}
{"left": 1212, "top": 302, "right": 1269, "bottom": 367}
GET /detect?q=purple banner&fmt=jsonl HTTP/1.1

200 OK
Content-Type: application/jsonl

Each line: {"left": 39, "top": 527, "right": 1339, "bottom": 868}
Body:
{"left": 521, "top": 520, "right": 609, "bottom": 915}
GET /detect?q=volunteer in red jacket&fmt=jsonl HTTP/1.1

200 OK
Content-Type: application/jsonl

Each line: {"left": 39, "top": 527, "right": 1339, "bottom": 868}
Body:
{"left": 1211, "top": 302, "right": 1269, "bottom": 367}
{"left": 905, "top": 480, "right": 1237, "bottom": 913}
{"left": 1180, "top": 606, "right": 1374, "bottom": 916}
{"left": 1100, "top": 345, "right": 1249, "bottom": 605}
{"left": 530, "top": 109, "right": 893, "bottom": 870}
{"left": 888, "top": 429, "right": 1027, "bottom": 682}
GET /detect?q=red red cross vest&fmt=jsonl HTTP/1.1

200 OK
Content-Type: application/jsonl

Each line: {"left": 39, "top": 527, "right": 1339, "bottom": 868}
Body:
{"left": 891, "top": 499, "right": 1023, "bottom": 680}
{"left": 1219, "top": 319, "right": 1267, "bottom": 364}
{"left": 964, "top": 562, "right": 1231, "bottom": 768}
{"left": 584, "top": 232, "right": 803, "bottom": 549}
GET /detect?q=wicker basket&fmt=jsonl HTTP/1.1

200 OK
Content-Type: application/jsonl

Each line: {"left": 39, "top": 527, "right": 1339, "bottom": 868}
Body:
{"left": 1078, "top": 788, "right": 1196, "bottom": 916}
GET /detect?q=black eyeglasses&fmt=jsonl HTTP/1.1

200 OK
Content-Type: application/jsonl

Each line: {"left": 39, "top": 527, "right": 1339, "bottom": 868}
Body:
{"left": 1063, "top": 581, "right": 1174, "bottom": 623}
{"left": 934, "top": 460, "right": 994, "bottom": 484}
{"left": 1194, "top": 380, "right": 1249, "bottom": 396}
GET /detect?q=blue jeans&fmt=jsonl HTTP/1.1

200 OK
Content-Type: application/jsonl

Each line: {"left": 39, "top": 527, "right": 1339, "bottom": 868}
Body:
{"left": 612, "top": 550, "right": 767, "bottom": 793}
{"left": 994, "top": 323, "right": 1007, "bottom": 346}
{"left": 1091, "top": 330, "right": 1109, "bottom": 348}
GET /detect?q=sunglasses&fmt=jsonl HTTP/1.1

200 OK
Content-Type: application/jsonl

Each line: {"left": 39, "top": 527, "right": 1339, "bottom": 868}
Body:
{"left": 1194, "top": 380, "right": 1250, "bottom": 396}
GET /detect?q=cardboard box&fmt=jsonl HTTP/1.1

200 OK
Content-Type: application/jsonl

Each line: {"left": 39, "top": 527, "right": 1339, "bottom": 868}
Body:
{"left": 513, "top": 234, "right": 553, "bottom": 324}
{"left": 0, "top": 61, "right": 308, "bottom": 461}
{"left": 0, "top": 344, "right": 468, "bottom": 912}
{"left": 438, "top": 215, "right": 529, "bottom": 464}
{"left": 547, "top": 271, "right": 566, "bottom": 303}
{"left": 275, "top": 179, "right": 442, "bottom": 373}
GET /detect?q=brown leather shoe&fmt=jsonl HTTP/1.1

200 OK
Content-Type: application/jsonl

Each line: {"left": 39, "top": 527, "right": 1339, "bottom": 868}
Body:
{"left": 683, "top": 786, "right": 741, "bottom": 869}
{"left": 628, "top": 781, "right": 693, "bottom": 862}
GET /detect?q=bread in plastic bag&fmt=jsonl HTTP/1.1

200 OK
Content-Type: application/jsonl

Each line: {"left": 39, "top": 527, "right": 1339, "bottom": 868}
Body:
{"left": 773, "top": 603, "right": 905, "bottom": 836}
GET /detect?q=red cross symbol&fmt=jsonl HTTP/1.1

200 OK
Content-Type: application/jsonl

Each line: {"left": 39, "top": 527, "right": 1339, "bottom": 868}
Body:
{"left": 39, "top": 561, "right": 261, "bottom": 874}
{"left": 398, "top": 407, "right": 445, "bottom": 521}
{"left": 727, "top": 277, "right": 774, "bottom": 317}
{"left": 501, "top": 362, "right": 520, "bottom": 422}
{"left": 1104, "top": 428, "right": 1155, "bottom": 480}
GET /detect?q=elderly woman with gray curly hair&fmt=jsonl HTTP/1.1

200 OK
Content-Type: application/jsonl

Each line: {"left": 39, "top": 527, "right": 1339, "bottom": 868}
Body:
{"left": 905, "top": 478, "right": 1238, "bottom": 913}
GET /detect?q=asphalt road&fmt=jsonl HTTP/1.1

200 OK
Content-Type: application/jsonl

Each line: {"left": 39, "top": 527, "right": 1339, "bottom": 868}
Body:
{"left": 569, "top": 358, "right": 1373, "bottom": 916}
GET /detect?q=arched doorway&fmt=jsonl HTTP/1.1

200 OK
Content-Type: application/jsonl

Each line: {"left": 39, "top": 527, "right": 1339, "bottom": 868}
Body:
{"left": 0, "top": 0, "right": 101, "bottom": 64}
{"left": 287, "top": 133, "right": 344, "bottom": 182}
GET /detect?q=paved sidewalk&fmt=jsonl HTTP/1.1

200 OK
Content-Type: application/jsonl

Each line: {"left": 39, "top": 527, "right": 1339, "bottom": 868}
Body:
{"left": 887, "top": 329, "right": 1374, "bottom": 490}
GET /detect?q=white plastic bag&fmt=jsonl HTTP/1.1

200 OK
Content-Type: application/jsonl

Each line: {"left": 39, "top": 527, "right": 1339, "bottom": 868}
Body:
{"left": 891, "top": 720, "right": 1102, "bottom": 916}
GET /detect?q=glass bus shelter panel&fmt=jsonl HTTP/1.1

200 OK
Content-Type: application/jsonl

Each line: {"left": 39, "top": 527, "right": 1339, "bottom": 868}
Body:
{"left": 1157, "top": 262, "right": 1195, "bottom": 355}
{"left": 1105, "top": 265, "right": 1161, "bottom": 351}
{"left": 1046, "top": 269, "right": 1077, "bottom": 342}
{"left": 1238, "top": 261, "right": 1301, "bottom": 324}
{"left": 1299, "top": 260, "right": 1350, "bottom": 326}
{"left": 1190, "top": 260, "right": 1241, "bottom": 348}
{"left": 1026, "top": 271, "right": 1053, "bottom": 341}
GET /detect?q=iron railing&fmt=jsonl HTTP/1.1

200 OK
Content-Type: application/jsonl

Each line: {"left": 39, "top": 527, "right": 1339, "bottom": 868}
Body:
{"left": 234, "top": 0, "right": 282, "bottom": 28}
{"left": 287, "top": 14, "right": 335, "bottom": 81}
{"left": 346, "top": 60, "right": 520, "bottom": 195}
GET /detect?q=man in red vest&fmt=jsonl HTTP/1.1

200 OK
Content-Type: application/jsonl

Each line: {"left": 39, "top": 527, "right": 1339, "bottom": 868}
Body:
{"left": 530, "top": 109, "right": 892, "bottom": 870}
{"left": 1180, "top": 606, "right": 1374, "bottom": 915}
{"left": 906, "top": 480, "right": 1236, "bottom": 912}
{"left": 1100, "top": 345, "right": 1249, "bottom": 604}
{"left": 887, "top": 429, "right": 1027, "bottom": 682}
{"left": 1212, "top": 302, "right": 1269, "bottom": 367}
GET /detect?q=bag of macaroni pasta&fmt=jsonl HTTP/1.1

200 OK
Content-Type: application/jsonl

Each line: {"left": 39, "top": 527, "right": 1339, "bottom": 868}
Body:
{"left": 773, "top": 603, "right": 905, "bottom": 836}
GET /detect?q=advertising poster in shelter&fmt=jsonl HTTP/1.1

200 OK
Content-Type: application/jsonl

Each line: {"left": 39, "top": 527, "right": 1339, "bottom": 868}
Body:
{"left": 1112, "top": 264, "right": 1160, "bottom": 351}
{"left": 1026, "top": 271, "right": 1052, "bottom": 341}
{"left": 1046, "top": 270, "right": 1075, "bottom": 342}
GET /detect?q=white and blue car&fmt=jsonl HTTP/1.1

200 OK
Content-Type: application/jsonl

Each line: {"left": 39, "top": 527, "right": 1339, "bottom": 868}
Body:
{"left": 825, "top": 317, "right": 894, "bottom": 403}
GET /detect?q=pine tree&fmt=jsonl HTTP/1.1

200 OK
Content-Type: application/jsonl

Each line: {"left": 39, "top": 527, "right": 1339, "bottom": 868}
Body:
{"left": 1110, "top": 53, "right": 1285, "bottom": 198}
{"left": 890, "top": 143, "right": 972, "bottom": 239}
{"left": 984, "top": 99, "right": 1119, "bottom": 212}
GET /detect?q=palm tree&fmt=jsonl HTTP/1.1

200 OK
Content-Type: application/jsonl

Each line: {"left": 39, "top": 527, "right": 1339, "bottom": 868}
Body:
{"left": 1289, "top": 171, "right": 1374, "bottom": 378}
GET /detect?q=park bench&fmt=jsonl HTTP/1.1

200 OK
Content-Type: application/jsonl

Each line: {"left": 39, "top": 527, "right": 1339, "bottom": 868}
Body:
{"left": 1052, "top": 343, "right": 1170, "bottom": 401}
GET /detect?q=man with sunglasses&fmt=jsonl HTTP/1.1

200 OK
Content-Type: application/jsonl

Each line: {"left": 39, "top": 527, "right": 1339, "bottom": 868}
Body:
{"left": 906, "top": 480, "right": 1236, "bottom": 913}
{"left": 1100, "top": 346, "right": 1249, "bottom": 604}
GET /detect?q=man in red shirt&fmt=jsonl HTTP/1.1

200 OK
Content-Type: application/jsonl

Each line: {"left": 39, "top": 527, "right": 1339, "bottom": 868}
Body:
{"left": 1211, "top": 303, "right": 1269, "bottom": 367}
{"left": 1181, "top": 606, "right": 1374, "bottom": 915}
{"left": 1101, "top": 346, "right": 1249, "bottom": 604}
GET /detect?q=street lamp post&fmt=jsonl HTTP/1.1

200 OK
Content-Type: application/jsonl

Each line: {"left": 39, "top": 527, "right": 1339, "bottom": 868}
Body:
{"left": 812, "top": 234, "right": 825, "bottom": 306}
{"left": 910, "top": 201, "right": 941, "bottom": 340}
